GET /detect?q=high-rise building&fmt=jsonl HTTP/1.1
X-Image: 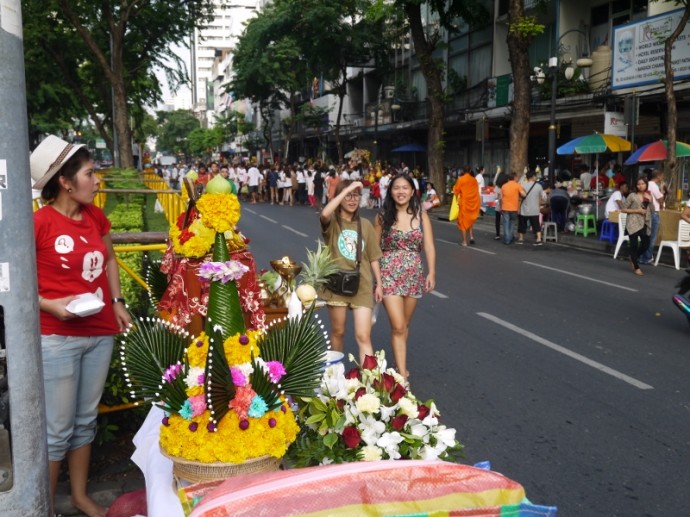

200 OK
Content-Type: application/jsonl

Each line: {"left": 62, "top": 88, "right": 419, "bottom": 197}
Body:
{"left": 191, "top": 1, "right": 267, "bottom": 126}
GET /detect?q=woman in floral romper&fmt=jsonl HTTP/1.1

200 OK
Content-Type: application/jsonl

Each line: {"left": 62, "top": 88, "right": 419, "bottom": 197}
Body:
{"left": 374, "top": 174, "right": 436, "bottom": 384}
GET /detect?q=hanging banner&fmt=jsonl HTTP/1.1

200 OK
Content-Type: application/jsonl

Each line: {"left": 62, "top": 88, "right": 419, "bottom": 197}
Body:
{"left": 612, "top": 8, "right": 690, "bottom": 90}
{"left": 604, "top": 112, "right": 627, "bottom": 137}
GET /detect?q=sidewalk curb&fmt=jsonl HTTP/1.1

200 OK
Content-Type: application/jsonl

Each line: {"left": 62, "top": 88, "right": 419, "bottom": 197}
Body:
{"left": 428, "top": 207, "right": 684, "bottom": 267}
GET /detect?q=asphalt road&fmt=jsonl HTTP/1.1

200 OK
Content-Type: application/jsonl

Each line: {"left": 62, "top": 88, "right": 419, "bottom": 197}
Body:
{"left": 239, "top": 201, "right": 690, "bottom": 516}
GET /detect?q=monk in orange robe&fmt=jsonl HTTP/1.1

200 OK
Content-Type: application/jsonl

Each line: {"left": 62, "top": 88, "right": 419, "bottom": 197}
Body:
{"left": 453, "top": 166, "right": 480, "bottom": 246}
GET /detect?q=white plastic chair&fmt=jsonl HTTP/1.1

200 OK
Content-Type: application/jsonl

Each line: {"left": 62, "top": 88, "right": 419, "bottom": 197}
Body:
{"left": 654, "top": 220, "right": 690, "bottom": 270}
{"left": 613, "top": 213, "right": 630, "bottom": 259}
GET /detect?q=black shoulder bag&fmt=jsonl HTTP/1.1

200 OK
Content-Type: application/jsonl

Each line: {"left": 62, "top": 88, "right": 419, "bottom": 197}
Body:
{"left": 326, "top": 218, "right": 362, "bottom": 296}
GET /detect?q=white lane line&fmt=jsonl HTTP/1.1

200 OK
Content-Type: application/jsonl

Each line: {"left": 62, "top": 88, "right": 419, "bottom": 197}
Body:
{"left": 523, "top": 261, "right": 638, "bottom": 292}
{"left": 245, "top": 208, "right": 257, "bottom": 214}
{"left": 260, "top": 215, "right": 277, "bottom": 223}
{"left": 430, "top": 290, "right": 448, "bottom": 299}
{"left": 437, "top": 239, "right": 496, "bottom": 254}
{"left": 281, "top": 225, "right": 308, "bottom": 237}
{"left": 477, "top": 312, "right": 654, "bottom": 390}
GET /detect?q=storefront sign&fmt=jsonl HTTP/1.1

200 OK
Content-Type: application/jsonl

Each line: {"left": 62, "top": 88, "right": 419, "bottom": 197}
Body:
{"left": 612, "top": 8, "right": 690, "bottom": 90}
{"left": 604, "top": 112, "right": 627, "bottom": 137}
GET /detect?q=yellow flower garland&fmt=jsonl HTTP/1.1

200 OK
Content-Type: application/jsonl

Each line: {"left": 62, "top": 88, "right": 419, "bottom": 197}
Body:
{"left": 170, "top": 218, "right": 216, "bottom": 258}
{"left": 196, "top": 193, "right": 241, "bottom": 233}
{"left": 160, "top": 406, "right": 299, "bottom": 463}
{"left": 224, "top": 330, "right": 262, "bottom": 365}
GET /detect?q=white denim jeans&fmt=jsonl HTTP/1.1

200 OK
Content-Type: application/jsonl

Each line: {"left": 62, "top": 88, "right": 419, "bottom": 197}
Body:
{"left": 41, "top": 334, "right": 113, "bottom": 461}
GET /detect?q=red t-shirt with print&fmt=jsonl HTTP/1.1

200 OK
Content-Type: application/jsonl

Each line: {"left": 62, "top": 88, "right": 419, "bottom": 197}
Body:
{"left": 34, "top": 204, "right": 119, "bottom": 336}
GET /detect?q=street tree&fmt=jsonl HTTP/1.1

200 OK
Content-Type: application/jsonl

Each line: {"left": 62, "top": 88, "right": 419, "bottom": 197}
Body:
{"left": 156, "top": 110, "right": 201, "bottom": 159}
{"left": 23, "top": 0, "right": 215, "bottom": 168}
{"left": 506, "top": 5, "right": 545, "bottom": 176}
{"left": 370, "top": 0, "right": 489, "bottom": 195}
{"left": 658, "top": 0, "right": 690, "bottom": 196}
{"left": 231, "top": 1, "right": 310, "bottom": 160}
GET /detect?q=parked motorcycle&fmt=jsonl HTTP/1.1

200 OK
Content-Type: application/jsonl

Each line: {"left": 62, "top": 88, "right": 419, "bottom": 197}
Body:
{"left": 672, "top": 271, "right": 690, "bottom": 325}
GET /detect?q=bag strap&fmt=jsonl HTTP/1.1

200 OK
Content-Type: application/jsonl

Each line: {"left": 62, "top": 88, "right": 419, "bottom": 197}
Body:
{"left": 355, "top": 217, "right": 362, "bottom": 269}
{"left": 520, "top": 181, "right": 538, "bottom": 207}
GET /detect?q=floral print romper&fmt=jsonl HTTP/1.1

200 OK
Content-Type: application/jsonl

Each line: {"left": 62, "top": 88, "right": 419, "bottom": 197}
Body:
{"left": 380, "top": 225, "right": 425, "bottom": 298}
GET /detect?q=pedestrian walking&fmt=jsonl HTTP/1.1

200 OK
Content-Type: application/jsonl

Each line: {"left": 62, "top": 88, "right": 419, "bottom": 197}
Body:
{"left": 374, "top": 174, "right": 436, "bottom": 386}
{"left": 453, "top": 165, "right": 480, "bottom": 246}
{"left": 622, "top": 176, "right": 653, "bottom": 276}
{"left": 320, "top": 180, "right": 383, "bottom": 363}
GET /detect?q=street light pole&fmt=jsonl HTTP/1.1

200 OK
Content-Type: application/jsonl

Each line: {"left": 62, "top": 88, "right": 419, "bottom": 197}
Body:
{"left": 547, "top": 57, "right": 558, "bottom": 188}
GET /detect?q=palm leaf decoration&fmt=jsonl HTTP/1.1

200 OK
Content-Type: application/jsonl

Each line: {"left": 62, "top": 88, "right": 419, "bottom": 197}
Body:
{"left": 205, "top": 232, "right": 245, "bottom": 338}
{"left": 155, "top": 358, "right": 191, "bottom": 414}
{"left": 145, "top": 257, "right": 168, "bottom": 308}
{"left": 120, "top": 316, "right": 189, "bottom": 401}
{"left": 204, "top": 325, "right": 235, "bottom": 425}
{"left": 248, "top": 358, "right": 282, "bottom": 411}
{"left": 257, "top": 306, "right": 329, "bottom": 397}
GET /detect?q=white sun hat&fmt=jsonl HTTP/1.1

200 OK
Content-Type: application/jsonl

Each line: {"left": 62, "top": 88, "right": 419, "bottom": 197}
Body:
{"left": 30, "top": 135, "right": 86, "bottom": 190}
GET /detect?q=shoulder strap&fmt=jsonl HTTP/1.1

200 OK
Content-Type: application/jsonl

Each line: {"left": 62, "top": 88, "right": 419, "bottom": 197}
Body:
{"left": 520, "top": 182, "right": 538, "bottom": 204}
{"left": 355, "top": 218, "right": 362, "bottom": 269}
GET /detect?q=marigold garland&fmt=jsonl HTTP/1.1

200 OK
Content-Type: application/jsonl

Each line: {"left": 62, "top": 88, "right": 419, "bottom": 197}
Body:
{"left": 159, "top": 406, "right": 299, "bottom": 463}
{"left": 170, "top": 218, "right": 216, "bottom": 258}
{"left": 224, "top": 331, "right": 262, "bottom": 365}
{"left": 196, "top": 193, "right": 241, "bottom": 233}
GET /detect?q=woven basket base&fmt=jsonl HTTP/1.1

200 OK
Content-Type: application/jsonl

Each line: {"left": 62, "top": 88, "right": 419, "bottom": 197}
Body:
{"left": 162, "top": 451, "right": 282, "bottom": 484}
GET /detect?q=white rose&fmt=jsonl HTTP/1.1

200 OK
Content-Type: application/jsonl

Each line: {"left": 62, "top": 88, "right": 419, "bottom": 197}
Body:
{"left": 361, "top": 445, "right": 383, "bottom": 461}
{"left": 355, "top": 393, "right": 381, "bottom": 413}
{"left": 397, "top": 397, "right": 419, "bottom": 418}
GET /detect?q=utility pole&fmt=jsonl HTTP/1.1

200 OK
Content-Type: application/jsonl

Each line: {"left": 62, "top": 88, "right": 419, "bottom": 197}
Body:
{"left": 0, "top": 2, "right": 51, "bottom": 514}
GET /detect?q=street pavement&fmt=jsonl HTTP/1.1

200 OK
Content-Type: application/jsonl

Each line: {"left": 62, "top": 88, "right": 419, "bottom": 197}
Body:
{"left": 58, "top": 202, "right": 690, "bottom": 515}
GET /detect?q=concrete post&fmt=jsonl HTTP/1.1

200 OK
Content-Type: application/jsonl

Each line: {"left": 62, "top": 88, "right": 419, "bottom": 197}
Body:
{"left": 0, "top": 2, "right": 51, "bottom": 514}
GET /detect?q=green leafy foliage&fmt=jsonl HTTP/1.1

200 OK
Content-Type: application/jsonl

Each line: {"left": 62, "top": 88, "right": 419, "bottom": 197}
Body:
{"left": 120, "top": 317, "right": 189, "bottom": 401}
{"left": 205, "top": 233, "right": 246, "bottom": 338}
{"left": 256, "top": 307, "right": 328, "bottom": 397}
{"left": 204, "top": 327, "right": 235, "bottom": 424}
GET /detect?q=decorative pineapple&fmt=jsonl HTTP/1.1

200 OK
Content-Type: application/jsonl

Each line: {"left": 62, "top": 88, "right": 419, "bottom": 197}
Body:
{"left": 297, "top": 241, "right": 339, "bottom": 306}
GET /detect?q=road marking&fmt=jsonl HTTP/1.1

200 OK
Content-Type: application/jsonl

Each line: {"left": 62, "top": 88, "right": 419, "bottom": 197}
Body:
{"left": 281, "top": 225, "right": 308, "bottom": 237}
{"left": 430, "top": 290, "right": 448, "bottom": 298}
{"left": 523, "top": 261, "right": 638, "bottom": 292}
{"left": 245, "top": 208, "right": 257, "bottom": 214}
{"left": 437, "top": 239, "right": 496, "bottom": 254}
{"left": 477, "top": 312, "right": 654, "bottom": 390}
{"left": 260, "top": 215, "right": 277, "bottom": 223}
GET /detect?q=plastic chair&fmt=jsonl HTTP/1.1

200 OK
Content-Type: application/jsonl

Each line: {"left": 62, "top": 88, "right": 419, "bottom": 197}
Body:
{"left": 613, "top": 213, "right": 629, "bottom": 259}
{"left": 542, "top": 222, "right": 557, "bottom": 242}
{"left": 654, "top": 220, "right": 690, "bottom": 270}
{"left": 574, "top": 213, "right": 597, "bottom": 237}
{"left": 599, "top": 219, "right": 618, "bottom": 243}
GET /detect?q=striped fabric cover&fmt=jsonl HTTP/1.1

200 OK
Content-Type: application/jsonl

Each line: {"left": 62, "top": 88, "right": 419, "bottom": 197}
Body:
{"left": 188, "top": 460, "right": 555, "bottom": 517}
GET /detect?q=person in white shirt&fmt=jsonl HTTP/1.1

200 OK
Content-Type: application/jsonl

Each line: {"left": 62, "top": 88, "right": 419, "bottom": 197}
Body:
{"left": 476, "top": 165, "right": 486, "bottom": 216}
{"left": 604, "top": 181, "right": 628, "bottom": 219}
{"left": 340, "top": 168, "right": 351, "bottom": 181}
{"left": 247, "top": 162, "right": 262, "bottom": 203}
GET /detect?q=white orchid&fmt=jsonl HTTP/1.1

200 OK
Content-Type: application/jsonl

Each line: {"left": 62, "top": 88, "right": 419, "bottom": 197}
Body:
{"left": 377, "top": 431, "right": 404, "bottom": 459}
{"left": 359, "top": 414, "right": 386, "bottom": 446}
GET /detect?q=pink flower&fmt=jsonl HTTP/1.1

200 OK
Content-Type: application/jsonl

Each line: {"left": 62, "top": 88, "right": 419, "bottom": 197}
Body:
{"left": 230, "top": 367, "right": 248, "bottom": 386}
{"left": 229, "top": 385, "right": 256, "bottom": 420}
{"left": 266, "top": 361, "right": 286, "bottom": 383}
{"left": 163, "top": 363, "right": 182, "bottom": 383}
{"left": 188, "top": 395, "right": 207, "bottom": 417}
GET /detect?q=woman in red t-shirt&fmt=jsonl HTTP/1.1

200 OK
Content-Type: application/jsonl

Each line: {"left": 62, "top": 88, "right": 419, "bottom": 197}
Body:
{"left": 31, "top": 135, "right": 131, "bottom": 517}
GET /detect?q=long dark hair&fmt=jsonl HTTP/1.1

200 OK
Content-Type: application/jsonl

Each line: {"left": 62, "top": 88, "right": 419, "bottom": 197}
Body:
{"left": 380, "top": 174, "right": 421, "bottom": 230}
{"left": 334, "top": 179, "right": 361, "bottom": 223}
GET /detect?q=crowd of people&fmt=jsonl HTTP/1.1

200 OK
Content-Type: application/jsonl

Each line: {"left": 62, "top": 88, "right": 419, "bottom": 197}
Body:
{"left": 154, "top": 158, "right": 442, "bottom": 212}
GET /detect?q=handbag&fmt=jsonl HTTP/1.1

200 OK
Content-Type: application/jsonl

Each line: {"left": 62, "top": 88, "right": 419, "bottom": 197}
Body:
{"left": 449, "top": 195, "right": 459, "bottom": 221}
{"left": 327, "top": 218, "right": 362, "bottom": 296}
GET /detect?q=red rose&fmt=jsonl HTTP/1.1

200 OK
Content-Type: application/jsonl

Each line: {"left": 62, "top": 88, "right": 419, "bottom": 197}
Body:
{"left": 391, "top": 414, "right": 408, "bottom": 431}
{"left": 382, "top": 372, "right": 396, "bottom": 392}
{"left": 362, "top": 355, "right": 378, "bottom": 370}
{"left": 342, "top": 426, "right": 361, "bottom": 449}
{"left": 345, "top": 367, "right": 361, "bottom": 380}
{"left": 391, "top": 384, "right": 407, "bottom": 402}
{"left": 417, "top": 404, "right": 430, "bottom": 419}
{"left": 354, "top": 387, "right": 367, "bottom": 400}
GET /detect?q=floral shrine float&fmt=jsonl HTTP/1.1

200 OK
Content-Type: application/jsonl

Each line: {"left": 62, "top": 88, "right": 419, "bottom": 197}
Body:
{"left": 121, "top": 180, "right": 557, "bottom": 516}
